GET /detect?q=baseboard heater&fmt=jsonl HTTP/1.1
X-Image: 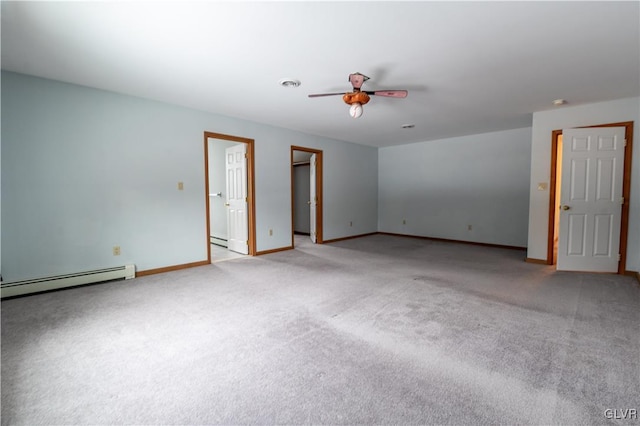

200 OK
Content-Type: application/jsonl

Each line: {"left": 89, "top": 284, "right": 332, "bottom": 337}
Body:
{"left": 1, "top": 265, "right": 135, "bottom": 299}
{"left": 210, "top": 235, "right": 228, "bottom": 248}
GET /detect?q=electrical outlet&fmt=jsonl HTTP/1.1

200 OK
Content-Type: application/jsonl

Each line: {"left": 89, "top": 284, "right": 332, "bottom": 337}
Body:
{"left": 178, "top": 182, "right": 184, "bottom": 190}
{"left": 269, "top": 229, "right": 273, "bottom": 236}
{"left": 467, "top": 225, "right": 472, "bottom": 231}
{"left": 402, "top": 219, "right": 406, "bottom": 225}
{"left": 113, "top": 246, "right": 121, "bottom": 256}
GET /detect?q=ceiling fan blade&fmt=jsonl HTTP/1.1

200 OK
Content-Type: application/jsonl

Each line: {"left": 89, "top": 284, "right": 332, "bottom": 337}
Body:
{"left": 366, "top": 90, "right": 408, "bottom": 98}
{"left": 308, "top": 92, "right": 346, "bottom": 98}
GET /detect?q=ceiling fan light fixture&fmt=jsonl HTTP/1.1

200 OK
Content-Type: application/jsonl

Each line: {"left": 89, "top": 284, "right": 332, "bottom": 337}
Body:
{"left": 308, "top": 72, "right": 408, "bottom": 120}
{"left": 349, "top": 103, "right": 363, "bottom": 119}
{"left": 279, "top": 78, "right": 301, "bottom": 88}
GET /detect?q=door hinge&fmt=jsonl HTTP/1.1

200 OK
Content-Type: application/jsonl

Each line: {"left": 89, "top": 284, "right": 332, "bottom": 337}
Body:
{"left": 246, "top": 240, "right": 249, "bottom": 245}
{"left": 244, "top": 153, "right": 248, "bottom": 158}
{"left": 617, "top": 253, "right": 621, "bottom": 262}
{"left": 621, "top": 197, "right": 625, "bottom": 205}
{"left": 624, "top": 139, "right": 627, "bottom": 147}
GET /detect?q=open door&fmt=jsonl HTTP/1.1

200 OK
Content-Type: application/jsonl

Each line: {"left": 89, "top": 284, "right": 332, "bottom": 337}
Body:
{"left": 291, "top": 146, "right": 323, "bottom": 246}
{"left": 557, "top": 127, "right": 625, "bottom": 272}
{"left": 225, "top": 143, "right": 249, "bottom": 254}
{"left": 204, "top": 131, "right": 255, "bottom": 261}
{"left": 309, "top": 153, "right": 317, "bottom": 243}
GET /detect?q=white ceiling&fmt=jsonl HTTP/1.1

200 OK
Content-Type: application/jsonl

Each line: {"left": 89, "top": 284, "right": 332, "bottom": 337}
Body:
{"left": 2, "top": 1, "right": 639, "bottom": 148}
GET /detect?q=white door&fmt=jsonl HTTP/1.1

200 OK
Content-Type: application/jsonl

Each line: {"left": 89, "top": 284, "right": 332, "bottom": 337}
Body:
{"left": 225, "top": 144, "right": 249, "bottom": 254}
{"left": 309, "top": 153, "right": 317, "bottom": 243}
{"left": 557, "top": 127, "right": 625, "bottom": 272}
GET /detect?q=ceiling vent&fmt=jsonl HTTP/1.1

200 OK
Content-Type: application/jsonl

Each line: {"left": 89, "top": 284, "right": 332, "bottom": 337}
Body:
{"left": 279, "top": 78, "right": 301, "bottom": 88}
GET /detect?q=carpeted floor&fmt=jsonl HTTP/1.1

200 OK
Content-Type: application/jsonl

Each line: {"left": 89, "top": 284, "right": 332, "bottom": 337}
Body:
{"left": 2, "top": 234, "right": 639, "bottom": 425}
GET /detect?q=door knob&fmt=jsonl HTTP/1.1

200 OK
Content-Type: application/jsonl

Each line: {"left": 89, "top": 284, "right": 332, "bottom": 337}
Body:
{"left": 225, "top": 203, "right": 230, "bottom": 207}
{"left": 562, "top": 205, "right": 571, "bottom": 210}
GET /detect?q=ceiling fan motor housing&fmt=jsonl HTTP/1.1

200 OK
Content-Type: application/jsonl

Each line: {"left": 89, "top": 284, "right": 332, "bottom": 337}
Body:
{"left": 343, "top": 92, "right": 370, "bottom": 105}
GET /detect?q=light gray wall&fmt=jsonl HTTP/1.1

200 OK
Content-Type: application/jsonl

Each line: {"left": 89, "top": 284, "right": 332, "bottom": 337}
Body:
{"left": 293, "top": 165, "right": 310, "bottom": 233}
{"left": 208, "top": 138, "right": 239, "bottom": 241}
{"left": 378, "top": 128, "right": 532, "bottom": 247}
{"left": 0, "top": 92, "right": 2, "bottom": 280}
{"left": 527, "top": 97, "right": 640, "bottom": 271}
{"left": 323, "top": 142, "right": 378, "bottom": 238}
{"left": 1, "top": 71, "right": 379, "bottom": 281}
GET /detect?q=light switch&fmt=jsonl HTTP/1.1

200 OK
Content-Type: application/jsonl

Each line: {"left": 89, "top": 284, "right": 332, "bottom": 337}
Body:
{"left": 537, "top": 182, "right": 548, "bottom": 191}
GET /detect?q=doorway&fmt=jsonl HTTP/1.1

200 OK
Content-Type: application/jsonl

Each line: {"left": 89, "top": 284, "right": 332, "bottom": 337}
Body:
{"left": 291, "top": 146, "right": 323, "bottom": 246}
{"left": 547, "top": 121, "right": 633, "bottom": 273}
{"left": 204, "top": 132, "right": 256, "bottom": 262}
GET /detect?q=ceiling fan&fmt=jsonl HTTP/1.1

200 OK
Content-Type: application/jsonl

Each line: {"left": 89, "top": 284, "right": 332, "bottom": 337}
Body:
{"left": 308, "top": 72, "right": 408, "bottom": 118}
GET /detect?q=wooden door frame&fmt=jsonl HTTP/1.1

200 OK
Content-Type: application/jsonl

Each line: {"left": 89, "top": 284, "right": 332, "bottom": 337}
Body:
{"left": 204, "top": 131, "right": 256, "bottom": 261}
{"left": 291, "top": 146, "right": 323, "bottom": 245}
{"left": 547, "top": 121, "right": 633, "bottom": 273}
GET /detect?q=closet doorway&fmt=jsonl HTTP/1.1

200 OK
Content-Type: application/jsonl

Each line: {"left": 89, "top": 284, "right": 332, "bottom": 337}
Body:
{"left": 291, "top": 146, "right": 323, "bottom": 246}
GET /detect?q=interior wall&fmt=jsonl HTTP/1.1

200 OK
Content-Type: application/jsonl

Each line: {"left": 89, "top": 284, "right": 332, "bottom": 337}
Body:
{"left": 378, "top": 127, "right": 532, "bottom": 247}
{"left": 526, "top": 97, "right": 640, "bottom": 271}
{"left": 293, "top": 165, "right": 311, "bottom": 234}
{"left": 1, "top": 71, "right": 379, "bottom": 282}
{"left": 208, "top": 138, "right": 239, "bottom": 242}
{"left": 0, "top": 93, "right": 2, "bottom": 280}
{"left": 322, "top": 142, "right": 378, "bottom": 239}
